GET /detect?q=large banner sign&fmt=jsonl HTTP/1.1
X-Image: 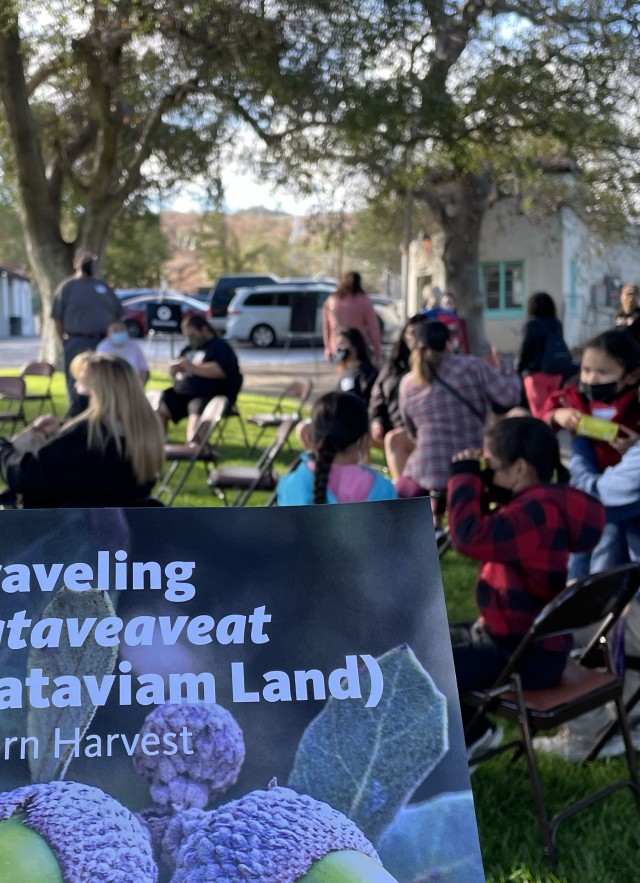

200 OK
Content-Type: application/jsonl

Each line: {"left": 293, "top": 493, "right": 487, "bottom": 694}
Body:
{"left": 0, "top": 500, "right": 484, "bottom": 882}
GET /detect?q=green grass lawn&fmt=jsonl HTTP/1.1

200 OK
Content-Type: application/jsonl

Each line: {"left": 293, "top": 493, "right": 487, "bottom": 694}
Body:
{"left": 4, "top": 367, "right": 640, "bottom": 881}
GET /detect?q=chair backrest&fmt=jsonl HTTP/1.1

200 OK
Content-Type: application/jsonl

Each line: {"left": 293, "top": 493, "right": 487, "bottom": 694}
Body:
{"left": 491, "top": 563, "right": 640, "bottom": 689}
{"left": 533, "top": 563, "right": 640, "bottom": 644}
{"left": 0, "top": 377, "right": 26, "bottom": 399}
{"left": 256, "top": 416, "right": 297, "bottom": 469}
{"left": 190, "top": 396, "right": 228, "bottom": 447}
{"left": 20, "top": 361, "right": 55, "bottom": 379}
{"left": 274, "top": 378, "right": 313, "bottom": 414}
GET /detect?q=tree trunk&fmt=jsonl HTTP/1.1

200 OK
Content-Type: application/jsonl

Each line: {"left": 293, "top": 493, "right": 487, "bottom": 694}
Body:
{"left": 416, "top": 171, "right": 496, "bottom": 354}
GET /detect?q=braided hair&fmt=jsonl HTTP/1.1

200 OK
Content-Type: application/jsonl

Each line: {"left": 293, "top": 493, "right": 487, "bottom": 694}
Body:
{"left": 310, "top": 392, "right": 370, "bottom": 504}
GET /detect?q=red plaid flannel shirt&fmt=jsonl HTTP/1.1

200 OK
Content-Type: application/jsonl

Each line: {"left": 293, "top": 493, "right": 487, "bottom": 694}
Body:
{"left": 447, "top": 463, "right": 605, "bottom": 651}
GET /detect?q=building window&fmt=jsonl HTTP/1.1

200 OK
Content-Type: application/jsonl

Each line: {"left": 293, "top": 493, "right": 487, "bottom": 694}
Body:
{"left": 480, "top": 262, "right": 525, "bottom": 314}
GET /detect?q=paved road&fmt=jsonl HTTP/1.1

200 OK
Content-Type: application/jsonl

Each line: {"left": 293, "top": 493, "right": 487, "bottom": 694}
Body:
{"left": 0, "top": 335, "right": 337, "bottom": 398}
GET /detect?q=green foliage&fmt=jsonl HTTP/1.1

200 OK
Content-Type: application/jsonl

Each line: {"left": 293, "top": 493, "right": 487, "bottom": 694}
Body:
{"left": 27, "top": 588, "right": 118, "bottom": 783}
{"left": 104, "top": 208, "right": 169, "bottom": 288}
{"left": 289, "top": 646, "right": 448, "bottom": 844}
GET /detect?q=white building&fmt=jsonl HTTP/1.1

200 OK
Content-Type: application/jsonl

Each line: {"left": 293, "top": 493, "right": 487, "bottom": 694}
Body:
{"left": 407, "top": 197, "right": 640, "bottom": 354}
{"left": 0, "top": 265, "right": 35, "bottom": 338}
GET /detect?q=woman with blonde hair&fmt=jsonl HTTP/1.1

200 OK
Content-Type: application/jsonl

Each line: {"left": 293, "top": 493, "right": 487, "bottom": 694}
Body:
{"left": 0, "top": 352, "right": 164, "bottom": 507}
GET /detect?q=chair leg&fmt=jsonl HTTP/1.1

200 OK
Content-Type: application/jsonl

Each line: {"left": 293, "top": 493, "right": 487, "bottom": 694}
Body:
{"left": 513, "top": 677, "right": 557, "bottom": 867}
{"left": 165, "top": 462, "right": 195, "bottom": 507}
{"left": 614, "top": 695, "right": 640, "bottom": 810}
{"left": 157, "top": 461, "right": 181, "bottom": 496}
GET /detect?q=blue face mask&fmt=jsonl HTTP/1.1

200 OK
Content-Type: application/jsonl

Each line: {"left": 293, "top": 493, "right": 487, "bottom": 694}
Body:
{"left": 110, "top": 331, "right": 129, "bottom": 347}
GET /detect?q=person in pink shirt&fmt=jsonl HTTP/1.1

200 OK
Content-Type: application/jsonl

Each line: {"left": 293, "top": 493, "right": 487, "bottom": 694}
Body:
{"left": 322, "top": 271, "right": 381, "bottom": 363}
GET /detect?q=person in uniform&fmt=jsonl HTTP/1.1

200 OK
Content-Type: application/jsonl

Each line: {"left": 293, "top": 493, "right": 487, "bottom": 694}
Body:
{"left": 51, "top": 248, "right": 123, "bottom": 416}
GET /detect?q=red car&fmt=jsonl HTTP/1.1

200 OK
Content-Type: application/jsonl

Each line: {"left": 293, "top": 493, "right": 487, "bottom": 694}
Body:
{"left": 122, "top": 292, "right": 211, "bottom": 338}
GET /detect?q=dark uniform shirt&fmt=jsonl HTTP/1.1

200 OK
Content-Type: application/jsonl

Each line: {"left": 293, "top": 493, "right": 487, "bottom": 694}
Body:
{"left": 51, "top": 274, "right": 122, "bottom": 337}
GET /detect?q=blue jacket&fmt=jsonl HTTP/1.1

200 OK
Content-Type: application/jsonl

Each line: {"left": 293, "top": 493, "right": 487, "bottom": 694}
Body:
{"left": 277, "top": 456, "right": 397, "bottom": 506}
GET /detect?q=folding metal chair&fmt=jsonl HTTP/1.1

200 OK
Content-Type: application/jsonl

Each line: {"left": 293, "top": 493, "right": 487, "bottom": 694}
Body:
{"left": 462, "top": 563, "right": 640, "bottom": 867}
{"left": 208, "top": 417, "right": 297, "bottom": 506}
{"left": 0, "top": 377, "right": 27, "bottom": 435}
{"left": 156, "top": 395, "right": 227, "bottom": 506}
{"left": 20, "top": 361, "right": 56, "bottom": 416}
{"left": 247, "top": 378, "right": 313, "bottom": 454}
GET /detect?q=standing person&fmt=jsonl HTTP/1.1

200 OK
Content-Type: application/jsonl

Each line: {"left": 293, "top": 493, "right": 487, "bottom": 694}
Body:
{"left": 157, "top": 315, "right": 243, "bottom": 440}
{"left": 97, "top": 320, "right": 149, "bottom": 385}
{"left": 322, "top": 271, "right": 381, "bottom": 364}
{"left": 421, "top": 291, "right": 470, "bottom": 354}
{"left": 0, "top": 353, "right": 163, "bottom": 508}
{"left": 334, "top": 327, "right": 378, "bottom": 405}
{"left": 615, "top": 283, "right": 640, "bottom": 341}
{"left": 447, "top": 416, "right": 605, "bottom": 753}
{"left": 51, "top": 248, "right": 123, "bottom": 417}
{"left": 394, "top": 321, "right": 522, "bottom": 504}
{"left": 277, "top": 392, "right": 397, "bottom": 506}
{"left": 517, "top": 291, "right": 575, "bottom": 418}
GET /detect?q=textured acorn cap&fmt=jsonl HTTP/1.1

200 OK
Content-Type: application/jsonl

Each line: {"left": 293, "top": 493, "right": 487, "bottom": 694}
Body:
{"left": 0, "top": 781, "right": 157, "bottom": 882}
{"left": 171, "top": 785, "right": 380, "bottom": 882}
{"left": 133, "top": 702, "right": 245, "bottom": 810}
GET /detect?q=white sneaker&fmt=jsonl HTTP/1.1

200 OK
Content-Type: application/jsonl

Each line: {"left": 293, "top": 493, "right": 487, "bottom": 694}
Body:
{"left": 467, "top": 725, "right": 504, "bottom": 763}
{"left": 533, "top": 726, "right": 627, "bottom": 762}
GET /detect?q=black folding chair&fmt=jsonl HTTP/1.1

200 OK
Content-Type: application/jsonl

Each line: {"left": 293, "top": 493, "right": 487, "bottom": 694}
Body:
{"left": 247, "top": 378, "right": 313, "bottom": 454}
{"left": 462, "top": 563, "right": 640, "bottom": 867}
{"left": 156, "top": 395, "right": 227, "bottom": 506}
{"left": 208, "top": 417, "right": 297, "bottom": 506}
{"left": 20, "top": 361, "right": 56, "bottom": 416}
{"left": 0, "top": 377, "right": 27, "bottom": 434}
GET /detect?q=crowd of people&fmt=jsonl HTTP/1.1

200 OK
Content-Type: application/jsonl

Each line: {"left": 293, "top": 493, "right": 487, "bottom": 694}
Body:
{"left": 3, "top": 257, "right": 640, "bottom": 765}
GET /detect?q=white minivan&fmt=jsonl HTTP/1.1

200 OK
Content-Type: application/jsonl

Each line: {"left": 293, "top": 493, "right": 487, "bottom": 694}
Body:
{"left": 225, "top": 283, "right": 333, "bottom": 347}
{"left": 225, "top": 282, "right": 402, "bottom": 347}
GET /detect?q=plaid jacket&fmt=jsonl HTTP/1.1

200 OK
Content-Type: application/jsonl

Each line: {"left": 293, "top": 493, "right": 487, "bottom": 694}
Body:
{"left": 447, "top": 462, "right": 606, "bottom": 651}
{"left": 399, "top": 354, "right": 522, "bottom": 490}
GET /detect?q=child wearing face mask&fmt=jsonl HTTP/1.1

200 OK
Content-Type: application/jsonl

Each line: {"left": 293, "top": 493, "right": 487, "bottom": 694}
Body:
{"left": 541, "top": 328, "right": 640, "bottom": 471}
{"left": 334, "top": 327, "right": 378, "bottom": 405}
{"left": 446, "top": 416, "right": 605, "bottom": 756}
{"left": 96, "top": 321, "right": 149, "bottom": 386}
{"left": 277, "top": 391, "right": 396, "bottom": 506}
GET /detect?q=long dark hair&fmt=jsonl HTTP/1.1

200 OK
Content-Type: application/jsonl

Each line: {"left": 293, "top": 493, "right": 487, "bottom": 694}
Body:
{"left": 336, "top": 271, "right": 365, "bottom": 298}
{"left": 337, "top": 327, "right": 374, "bottom": 367}
{"left": 484, "top": 416, "right": 568, "bottom": 484}
{"left": 411, "top": 320, "right": 450, "bottom": 385}
{"left": 527, "top": 292, "right": 557, "bottom": 319}
{"left": 387, "top": 314, "right": 428, "bottom": 377}
{"left": 583, "top": 328, "right": 640, "bottom": 374}
{"left": 310, "top": 392, "right": 369, "bottom": 504}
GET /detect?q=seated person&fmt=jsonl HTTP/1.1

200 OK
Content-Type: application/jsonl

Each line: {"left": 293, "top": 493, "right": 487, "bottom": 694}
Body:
{"left": 446, "top": 416, "right": 605, "bottom": 755}
{"left": 278, "top": 391, "right": 397, "bottom": 506}
{"left": 334, "top": 327, "right": 378, "bottom": 405}
{"left": 158, "top": 315, "right": 242, "bottom": 439}
{"left": 0, "top": 352, "right": 163, "bottom": 508}
{"left": 97, "top": 320, "right": 149, "bottom": 385}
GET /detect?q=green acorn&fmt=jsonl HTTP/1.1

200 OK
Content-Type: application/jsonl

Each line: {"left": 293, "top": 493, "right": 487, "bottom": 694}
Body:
{"left": 0, "top": 781, "right": 158, "bottom": 882}
{"left": 298, "top": 849, "right": 399, "bottom": 882}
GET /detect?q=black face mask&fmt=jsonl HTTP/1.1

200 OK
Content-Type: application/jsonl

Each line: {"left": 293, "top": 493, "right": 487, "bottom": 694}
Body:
{"left": 81, "top": 259, "right": 95, "bottom": 276}
{"left": 579, "top": 380, "right": 620, "bottom": 404}
{"left": 480, "top": 467, "right": 513, "bottom": 507}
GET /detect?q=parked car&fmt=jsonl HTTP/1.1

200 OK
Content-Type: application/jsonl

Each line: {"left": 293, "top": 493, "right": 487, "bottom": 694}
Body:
{"left": 122, "top": 292, "right": 211, "bottom": 338}
{"left": 225, "top": 283, "right": 402, "bottom": 348}
{"left": 208, "top": 274, "right": 282, "bottom": 332}
{"left": 225, "top": 283, "right": 332, "bottom": 347}
{"left": 368, "top": 295, "right": 403, "bottom": 343}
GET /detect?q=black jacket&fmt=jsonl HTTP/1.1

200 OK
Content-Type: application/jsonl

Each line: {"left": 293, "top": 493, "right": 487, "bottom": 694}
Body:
{"left": 0, "top": 421, "right": 155, "bottom": 508}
